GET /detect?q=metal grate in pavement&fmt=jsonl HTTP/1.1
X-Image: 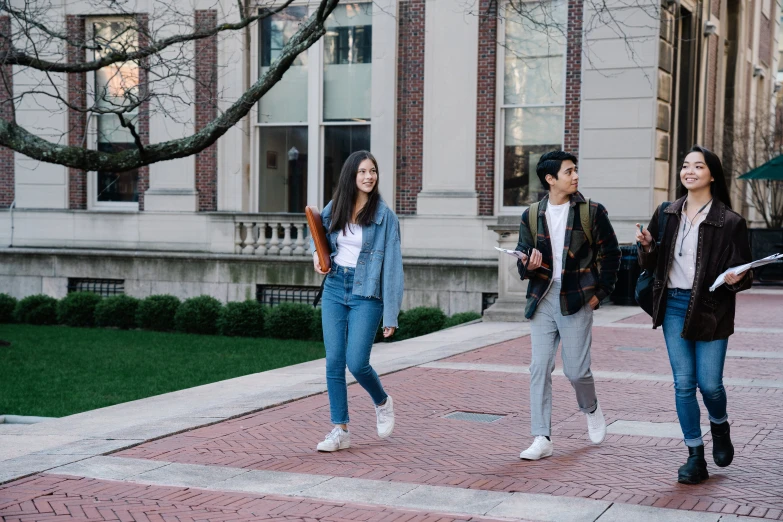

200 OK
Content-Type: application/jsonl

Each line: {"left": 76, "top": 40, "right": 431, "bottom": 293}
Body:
{"left": 443, "top": 411, "right": 505, "bottom": 423}
{"left": 616, "top": 346, "right": 655, "bottom": 352}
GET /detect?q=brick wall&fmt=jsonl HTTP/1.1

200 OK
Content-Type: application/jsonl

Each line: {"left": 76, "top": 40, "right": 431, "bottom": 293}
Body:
{"left": 194, "top": 10, "right": 218, "bottom": 212}
{"left": 564, "top": 0, "right": 583, "bottom": 155}
{"left": 475, "top": 0, "right": 496, "bottom": 217}
{"left": 137, "top": 14, "right": 150, "bottom": 210}
{"left": 0, "top": 16, "right": 13, "bottom": 208}
{"left": 67, "top": 15, "right": 87, "bottom": 210}
{"left": 395, "top": 0, "right": 425, "bottom": 215}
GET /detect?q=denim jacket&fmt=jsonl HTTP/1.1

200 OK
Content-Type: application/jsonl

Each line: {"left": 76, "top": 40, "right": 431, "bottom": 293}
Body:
{"left": 309, "top": 198, "right": 404, "bottom": 328}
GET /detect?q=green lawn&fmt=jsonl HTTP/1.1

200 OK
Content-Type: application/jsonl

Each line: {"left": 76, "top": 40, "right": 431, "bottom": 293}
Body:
{"left": 0, "top": 324, "right": 325, "bottom": 418}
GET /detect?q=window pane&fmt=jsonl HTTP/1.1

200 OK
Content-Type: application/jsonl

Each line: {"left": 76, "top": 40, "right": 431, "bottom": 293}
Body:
{"left": 323, "top": 125, "right": 370, "bottom": 203}
{"left": 504, "top": 55, "right": 564, "bottom": 106}
{"left": 97, "top": 142, "right": 139, "bottom": 202}
{"left": 323, "top": 3, "right": 372, "bottom": 122}
{"left": 504, "top": 0, "right": 566, "bottom": 105}
{"left": 503, "top": 107, "right": 563, "bottom": 207}
{"left": 258, "top": 7, "right": 308, "bottom": 123}
{"left": 94, "top": 21, "right": 139, "bottom": 111}
{"left": 259, "top": 126, "right": 308, "bottom": 212}
{"left": 94, "top": 21, "right": 139, "bottom": 203}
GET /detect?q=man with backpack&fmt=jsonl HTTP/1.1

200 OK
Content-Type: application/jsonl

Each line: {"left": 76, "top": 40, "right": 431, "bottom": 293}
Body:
{"left": 515, "top": 150, "right": 621, "bottom": 460}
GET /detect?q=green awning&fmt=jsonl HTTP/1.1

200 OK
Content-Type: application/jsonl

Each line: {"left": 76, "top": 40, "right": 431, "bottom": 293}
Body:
{"left": 739, "top": 155, "right": 783, "bottom": 180}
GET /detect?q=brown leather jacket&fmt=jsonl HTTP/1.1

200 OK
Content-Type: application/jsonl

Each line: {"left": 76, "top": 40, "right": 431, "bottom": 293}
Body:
{"left": 638, "top": 196, "right": 752, "bottom": 341}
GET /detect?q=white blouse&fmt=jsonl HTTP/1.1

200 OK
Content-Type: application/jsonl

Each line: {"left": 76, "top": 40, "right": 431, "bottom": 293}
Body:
{"left": 333, "top": 224, "right": 363, "bottom": 268}
{"left": 667, "top": 201, "right": 712, "bottom": 289}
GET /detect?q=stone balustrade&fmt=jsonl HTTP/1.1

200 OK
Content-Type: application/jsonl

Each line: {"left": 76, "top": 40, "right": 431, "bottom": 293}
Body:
{"left": 233, "top": 214, "right": 311, "bottom": 256}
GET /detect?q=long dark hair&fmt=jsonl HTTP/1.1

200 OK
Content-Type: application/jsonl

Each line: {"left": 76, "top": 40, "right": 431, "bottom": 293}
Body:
{"left": 683, "top": 145, "right": 732, "bottom": 210}
{"left": 329, "top": 150, "right": 381, "bottom": 234}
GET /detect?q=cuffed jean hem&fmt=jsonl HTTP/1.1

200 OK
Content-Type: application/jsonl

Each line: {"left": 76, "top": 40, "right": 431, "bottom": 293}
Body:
{"left": 330, "top": 418, "right": 350, "bottom": 425}
{"left": 709, "top": 414, "right": 729, "bottom": 424}
{"left": 685, "top": 436, "right": 704, "bottom": 448}
{"left": 578, "top": 399, "right": 598, "bottom": 414}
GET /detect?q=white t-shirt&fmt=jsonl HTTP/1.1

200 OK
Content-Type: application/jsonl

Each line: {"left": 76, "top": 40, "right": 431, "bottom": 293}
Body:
{"left": 333, "top": 224, "right": 363, "bottom": 268}
{"left": 546, "top": 201, "right": 570, "bottom": 281}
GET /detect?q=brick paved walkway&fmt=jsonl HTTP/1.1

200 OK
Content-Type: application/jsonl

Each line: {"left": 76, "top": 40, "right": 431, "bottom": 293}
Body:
{"left": 0, "top": 474, "right": 527, "bottom": 522}
{"left": 2, "top": 292, "right": 782, "bottom": 521}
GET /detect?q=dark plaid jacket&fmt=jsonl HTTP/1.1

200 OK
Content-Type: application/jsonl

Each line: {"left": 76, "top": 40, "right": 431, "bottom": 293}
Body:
{"left": 515, "top": 192, "right": 621, "bottom": 319}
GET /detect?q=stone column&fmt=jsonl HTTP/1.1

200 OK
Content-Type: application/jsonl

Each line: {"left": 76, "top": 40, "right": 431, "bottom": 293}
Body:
{"left": 483, "top": 217, "right": 529, "bottom": 322}
{"left": 416, "top": 0, "right": 478, "bottom": 216}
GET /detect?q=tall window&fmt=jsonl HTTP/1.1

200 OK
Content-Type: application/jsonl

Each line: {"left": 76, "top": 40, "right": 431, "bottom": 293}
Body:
{"left": 93, "top": 20, "right": 140, "bottom": 204}
{"left": 256, "top": 3, "right": 372, "bottom": 212}
{"left": 322, "top": 3, "right": 372, "bottom": 203}
{"left": 258, "top": 7, "right": 309, "bottom": 212}
{"left": 500, "top": 0, "right": 566, "bottom": 208}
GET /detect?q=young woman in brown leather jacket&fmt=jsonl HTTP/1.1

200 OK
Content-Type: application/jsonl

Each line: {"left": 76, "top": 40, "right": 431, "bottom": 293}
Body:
{"left": 635, "top": 145, "right": 752, "bottom": 485}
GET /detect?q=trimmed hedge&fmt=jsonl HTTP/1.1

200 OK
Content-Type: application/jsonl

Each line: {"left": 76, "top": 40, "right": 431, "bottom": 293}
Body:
{"left": 218, "top": 300, "right": 264, "bottom": 337}
{"left": 266, "top": 303, "right": 314, "bottom": 340}
{"left": 397, "top": 306, "right": 446, "bottom": 340}
{"left": 0, "top": 293, "right": 17, "bottom": 323}
{"left": 444, "top": 311, "right": 482, "bottom": 329}
{"left": 175, "top": 295, "right": 223, "bottom": 335}
{"left": 136, "top": 295, "right": 180, "bottom": 331}
{"left": 14, "top": 294, "right": 58, "bottom": 325}
{"left": 4, "top": 290, "right": 483, "bottom": 342}
{"left": 57, "top": 292, "right": 102, "bottom": 327}
{"left": 95, "top": 295, "right": 140, "bottom": 330}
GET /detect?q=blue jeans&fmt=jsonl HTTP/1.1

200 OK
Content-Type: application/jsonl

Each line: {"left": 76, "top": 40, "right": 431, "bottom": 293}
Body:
{"left": 662, "top": 288, "right": 729, "bottom": 447}
{"left": 321, "top": 264, "right": 387, "bottom": 424}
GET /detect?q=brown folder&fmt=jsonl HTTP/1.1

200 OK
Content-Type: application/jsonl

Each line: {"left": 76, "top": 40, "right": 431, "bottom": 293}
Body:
{"left": 306, "top": 206, "right": 331, "bottom": 272}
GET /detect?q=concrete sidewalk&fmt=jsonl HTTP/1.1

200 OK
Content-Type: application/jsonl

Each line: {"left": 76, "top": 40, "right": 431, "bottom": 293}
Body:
{"left": 2, "top": 292, "right": 782, "bottom": 522}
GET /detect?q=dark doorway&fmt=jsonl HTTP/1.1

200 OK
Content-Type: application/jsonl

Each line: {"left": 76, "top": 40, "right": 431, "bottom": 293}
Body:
{"left": 722, "top": 0, "right": 741, "bottom": 178}
{"left": 671, "top": 5, "right": 702, "bottom": 199}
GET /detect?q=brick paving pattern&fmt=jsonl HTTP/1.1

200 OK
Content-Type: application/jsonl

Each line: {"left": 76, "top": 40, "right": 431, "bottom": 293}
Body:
{"left": 113, "top": 293, "right": 783, "bottom": 520}
{"left": 2, "top": 293, "right": 782, "bottom": 520}
{"left": 0, "top": 475, "right": 528, "bottom": 522}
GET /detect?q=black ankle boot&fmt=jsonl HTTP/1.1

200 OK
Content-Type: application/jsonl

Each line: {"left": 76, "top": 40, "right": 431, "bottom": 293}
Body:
{"left": 678, "top": 445, "right": 709, "bottom": 484}
{"left": 710, "top": 421, "right": 734, "bottom": 467}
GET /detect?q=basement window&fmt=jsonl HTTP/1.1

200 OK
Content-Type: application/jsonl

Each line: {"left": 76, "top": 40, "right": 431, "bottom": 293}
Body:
{"left": 67, "top": 278, "right": 125, "bottom": 297}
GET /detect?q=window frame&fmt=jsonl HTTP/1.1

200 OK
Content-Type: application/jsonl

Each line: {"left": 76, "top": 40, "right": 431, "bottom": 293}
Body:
{"left": 85, "top": 16, "right": 141, "bottom": 212}
{"left": 250, "top": 1, "right": 377, "bottom": 212}
{"left": 495, "top": 0, "right": 568, "bottom": 215}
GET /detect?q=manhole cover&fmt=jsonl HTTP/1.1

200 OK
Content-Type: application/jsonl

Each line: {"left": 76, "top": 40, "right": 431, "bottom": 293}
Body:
{"left": 443, "top": 411, "right": 505, "bottom": 423}
{"left": 616, "top": 346, "right": 655, "bottom": 352}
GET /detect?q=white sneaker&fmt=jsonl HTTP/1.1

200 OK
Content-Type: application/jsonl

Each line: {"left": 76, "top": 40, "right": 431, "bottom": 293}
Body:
{"left": 316, "top": 426, "right": 350, "bottom": 452}
{"left": 585, "top": 402, "right": 606, "bottom": 444}
{"left": 375, "top": 395, "right": 395, "bottom": 439}
{"left": 520, "top": 436, "right": 553, "bottom": 460}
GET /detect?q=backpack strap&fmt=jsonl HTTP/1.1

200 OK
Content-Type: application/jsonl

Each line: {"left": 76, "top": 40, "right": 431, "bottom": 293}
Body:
{"left": 580, "top": 198, "right": 592, "bottom": 245}
{"left": 529, "top": 202, "right": 540, "bottom": 247}
{"left": 530, "top": 199, "right": 592, "bottom": 247}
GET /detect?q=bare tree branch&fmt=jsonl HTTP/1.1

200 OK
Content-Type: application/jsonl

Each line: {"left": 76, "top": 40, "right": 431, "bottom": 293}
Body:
{"left": 0, "top": 0, "right": 296, "bottom": 73}
{"left": 0, "top": 0, "right": 339, "bottom": 172}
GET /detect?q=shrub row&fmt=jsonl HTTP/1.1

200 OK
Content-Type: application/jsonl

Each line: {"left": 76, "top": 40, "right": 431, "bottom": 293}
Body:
{"left": 0, "top": 292, "right": 481, "bottom": 342}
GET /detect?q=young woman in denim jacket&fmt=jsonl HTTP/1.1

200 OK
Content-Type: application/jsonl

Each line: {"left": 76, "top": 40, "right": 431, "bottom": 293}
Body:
{"left": 636, "top": 145, "right": 752, "bottom": 484}
{"left": 311, "top": 150, "right": 404, "bottom": 452}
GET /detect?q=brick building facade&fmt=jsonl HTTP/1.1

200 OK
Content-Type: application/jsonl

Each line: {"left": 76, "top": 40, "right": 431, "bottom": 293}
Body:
{"left": 0, "top": 0, "right": 779, "bottom": 318}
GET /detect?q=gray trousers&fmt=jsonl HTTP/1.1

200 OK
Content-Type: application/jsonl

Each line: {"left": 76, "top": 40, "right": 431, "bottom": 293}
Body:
{"left": 529, "top": 281, "right": 598, "bottom": 436}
